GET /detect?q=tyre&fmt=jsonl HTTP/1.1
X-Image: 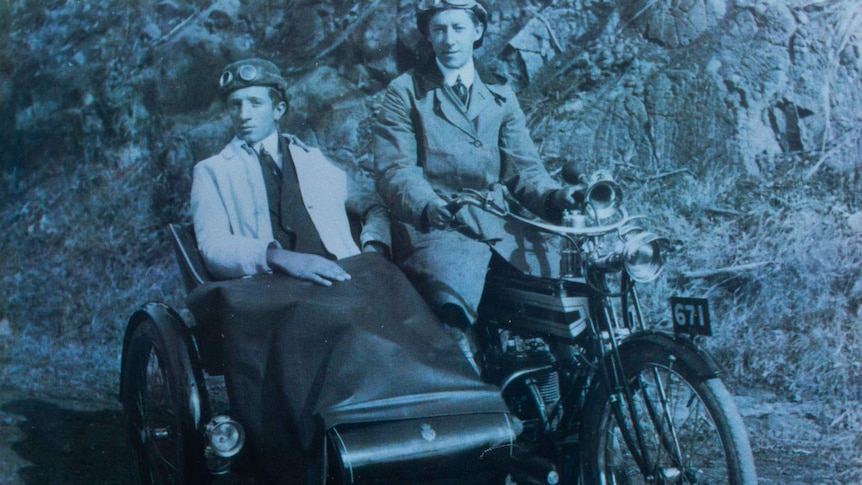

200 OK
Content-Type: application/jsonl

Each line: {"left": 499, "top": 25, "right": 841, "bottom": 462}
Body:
{"left": 121, "top": 315, "right": 210, "bottom": 484}
{"left": 579, "top": 340, "right": 757, "bottom": 484}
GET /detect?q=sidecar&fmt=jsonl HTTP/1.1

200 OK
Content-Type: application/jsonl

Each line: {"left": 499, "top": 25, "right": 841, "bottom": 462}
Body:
{"left": 119, "top": 224, "right": 521, "bottom": 484}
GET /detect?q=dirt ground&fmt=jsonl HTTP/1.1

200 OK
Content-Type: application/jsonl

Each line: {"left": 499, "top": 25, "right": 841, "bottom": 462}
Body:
{"left": 0, "top": 382, "right": 856, "bottom": 485}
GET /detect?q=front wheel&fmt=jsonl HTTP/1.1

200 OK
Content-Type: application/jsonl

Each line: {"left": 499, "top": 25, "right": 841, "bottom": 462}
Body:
{"left": 579, "top": 341, "right": 756, "bottom": 484}
{"left": 120, "top": 314, "right": 210, "bottom": 484}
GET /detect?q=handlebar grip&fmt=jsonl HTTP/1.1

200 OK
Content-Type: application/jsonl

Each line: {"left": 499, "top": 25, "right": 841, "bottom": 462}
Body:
{"left": 444, "top": 199, "right": 463, "bottom": 215}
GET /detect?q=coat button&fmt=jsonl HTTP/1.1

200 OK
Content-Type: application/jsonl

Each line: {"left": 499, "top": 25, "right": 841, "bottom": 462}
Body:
{"left": 472, "top": 140, "right": 483, "bottom": 147}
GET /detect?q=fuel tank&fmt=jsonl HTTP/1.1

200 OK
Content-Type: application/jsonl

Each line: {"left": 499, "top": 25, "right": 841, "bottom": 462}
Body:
{"left": 478, "top": 255, "right": 591, "bottom": 340}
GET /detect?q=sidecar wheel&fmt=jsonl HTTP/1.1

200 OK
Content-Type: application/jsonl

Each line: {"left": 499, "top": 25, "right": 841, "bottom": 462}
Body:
{"left": 577, "top": 341, "right": 756, "bottom": 484}
{"left": 121, "top": 315, "right": 210, "bottom": 484}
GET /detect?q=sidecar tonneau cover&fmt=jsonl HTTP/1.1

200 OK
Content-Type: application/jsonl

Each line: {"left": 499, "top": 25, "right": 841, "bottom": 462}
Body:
{"left": 187, "top": 253, "right": 509, "bottom": 455}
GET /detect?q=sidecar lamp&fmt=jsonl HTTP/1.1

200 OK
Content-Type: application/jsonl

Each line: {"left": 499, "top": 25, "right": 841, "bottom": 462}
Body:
{"left": 205, "top": 415, "right": 246, "bottom": 458}
{"left": 623, "top": 231, "right": 666, "bottom": 282}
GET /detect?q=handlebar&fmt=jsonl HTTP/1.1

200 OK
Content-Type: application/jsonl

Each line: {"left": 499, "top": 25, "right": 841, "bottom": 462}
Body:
{"left": 445, "top": 188, "right": 644, "bottom": 240}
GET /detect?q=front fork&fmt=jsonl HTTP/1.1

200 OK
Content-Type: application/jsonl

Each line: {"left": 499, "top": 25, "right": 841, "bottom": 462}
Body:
{"left": 594, "top": 274, "right": 686, "bottom": 481}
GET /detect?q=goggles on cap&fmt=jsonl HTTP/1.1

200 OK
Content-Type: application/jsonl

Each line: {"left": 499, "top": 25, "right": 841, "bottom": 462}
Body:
{"left": 218, "top": 59, "right": 289, "bottom": 102}
{"left": 417, "top": 0, "right": 480, "bottom": 11}
{"left": 416, "top": 0, "right": 488, "bottom": 40}
{"left": 219, "top": 64, "right": 262, "bottom": 90}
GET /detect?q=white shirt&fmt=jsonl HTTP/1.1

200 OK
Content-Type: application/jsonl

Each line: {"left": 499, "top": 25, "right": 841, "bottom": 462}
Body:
{"left": 251, "top": 130, "right": 282, "bottom": 168}
{"left": 435, "top": 57, "right": 475, "bottom": 90}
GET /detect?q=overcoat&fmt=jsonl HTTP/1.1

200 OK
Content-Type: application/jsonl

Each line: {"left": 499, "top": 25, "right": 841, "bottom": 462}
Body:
{"left": 375, "top": 58, "right": 562, "bottom": 321}
{"left": 192, "top": 134, "right": 389, "bottom": 280}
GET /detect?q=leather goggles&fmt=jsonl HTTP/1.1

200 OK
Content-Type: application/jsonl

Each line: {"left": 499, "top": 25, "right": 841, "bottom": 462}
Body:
{"left": 218, "top": 58, "right": 288, "bottom": 100}
{"left": 415, "top": 0, "right": 488, "bottom": 40}
{"left": 416, "top": 0, "right": 483, "bottom": 11}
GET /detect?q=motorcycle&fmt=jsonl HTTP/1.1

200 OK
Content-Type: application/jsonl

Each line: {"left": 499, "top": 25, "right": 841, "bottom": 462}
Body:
{"left": 120, "top": 169, "right": 757, "bottom": 484}
{"left": 445, "top": 169, "right": 758, "bottom": 484}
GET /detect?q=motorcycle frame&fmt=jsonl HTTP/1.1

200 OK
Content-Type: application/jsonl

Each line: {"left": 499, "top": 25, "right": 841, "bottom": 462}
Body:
{"left": 446, "top": 188, "right": 735, "bottom": 482}
{"left": 479, "top": 239, "right": 702, "bottom": 482}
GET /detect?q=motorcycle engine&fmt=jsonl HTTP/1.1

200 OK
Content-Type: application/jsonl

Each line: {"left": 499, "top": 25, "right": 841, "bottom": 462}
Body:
{"left": 499, "top": 334, "right": 561, "bottom": 426}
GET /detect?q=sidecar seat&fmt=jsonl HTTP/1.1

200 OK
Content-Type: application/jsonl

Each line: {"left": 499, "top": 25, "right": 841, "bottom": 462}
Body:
{"left": 168, "top": 223, "right": 212, "bottom": 290}
{"left": 165, "top": 223, "right": 226, "bottom": 375}
{"left": 122, "top": 223, "right": 521, "bottom": 484}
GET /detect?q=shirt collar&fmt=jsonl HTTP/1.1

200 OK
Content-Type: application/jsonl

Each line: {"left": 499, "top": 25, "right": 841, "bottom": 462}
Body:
{"left": 435, "top": 57, "right": 475, "bottom": 88}
{"left": 251, "top": 130, "right": 282, "bottom": 168}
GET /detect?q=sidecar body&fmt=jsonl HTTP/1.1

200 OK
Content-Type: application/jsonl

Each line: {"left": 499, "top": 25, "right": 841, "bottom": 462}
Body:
{"left": 119, "top": 224, "right": 520, "bottom": 484}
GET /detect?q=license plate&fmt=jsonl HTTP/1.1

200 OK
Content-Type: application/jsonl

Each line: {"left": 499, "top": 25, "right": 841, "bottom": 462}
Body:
{"left": 670, "top": 297, "right": 712, "bottom": 337}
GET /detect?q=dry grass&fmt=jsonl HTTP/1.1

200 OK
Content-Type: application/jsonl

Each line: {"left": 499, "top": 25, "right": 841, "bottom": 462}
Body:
{"left": 562, "top": 155, "right": 854, "bottom": 482}
{"left": 0, "top": 144, "right": 185, "bottom": 388}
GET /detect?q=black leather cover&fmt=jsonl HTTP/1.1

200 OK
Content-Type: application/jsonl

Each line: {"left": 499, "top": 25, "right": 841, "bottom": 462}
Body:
{"left": 328, "top": 413, "right": 518, "bottom": 483}
{"left": 186, "top": 253, "right": 512, "bottom": 481}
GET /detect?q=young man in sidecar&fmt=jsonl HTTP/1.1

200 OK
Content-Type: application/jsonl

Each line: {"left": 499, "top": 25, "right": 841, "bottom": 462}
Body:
{"left": 120, "top": 58, "right": 519, "bottom": 485}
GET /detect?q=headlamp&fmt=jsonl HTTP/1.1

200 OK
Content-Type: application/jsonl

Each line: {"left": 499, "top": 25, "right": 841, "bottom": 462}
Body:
{"left": 622, "top": 230, "right": 666, "bottom": 282}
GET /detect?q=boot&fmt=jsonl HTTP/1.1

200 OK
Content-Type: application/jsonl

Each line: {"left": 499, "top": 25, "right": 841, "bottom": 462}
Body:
{"left": 444, "top": 324, "right": 481, "bottom": 376}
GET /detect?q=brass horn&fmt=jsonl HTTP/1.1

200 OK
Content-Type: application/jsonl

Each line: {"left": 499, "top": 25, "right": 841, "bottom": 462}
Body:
{"left": 584, "top": 170, "right": 623, "bottom": 221}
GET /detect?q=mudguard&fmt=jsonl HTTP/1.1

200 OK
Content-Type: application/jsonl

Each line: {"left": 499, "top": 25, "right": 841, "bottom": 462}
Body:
{"left": 614, "top": 330, "right": 723, "bottom": 380}
{"left": 119, "top": 301, "right": 207, "bottom": 429}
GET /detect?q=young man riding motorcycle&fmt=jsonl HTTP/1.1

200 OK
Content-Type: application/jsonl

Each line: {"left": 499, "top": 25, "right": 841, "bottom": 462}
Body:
{"left": 374, "top": 0, "right": 581, "bottom": 352}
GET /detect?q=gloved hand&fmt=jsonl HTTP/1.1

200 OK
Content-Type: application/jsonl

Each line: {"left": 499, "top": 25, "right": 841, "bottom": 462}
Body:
{"left": 549, "top": 185, "right": 585, "bottom": 212}
{"left": 424, "top": 198, "right": 456, "bottom": 230}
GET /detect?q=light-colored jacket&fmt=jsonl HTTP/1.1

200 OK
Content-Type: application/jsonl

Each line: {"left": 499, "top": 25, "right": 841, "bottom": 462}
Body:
{"left": 374, "top": 58, "right": 562, "bottom": 320}
{"left": 375, "top": 58, "right": 560, "bottom": 226}
{"left": 191, "top": 134, "right": 389, "bottom": 280}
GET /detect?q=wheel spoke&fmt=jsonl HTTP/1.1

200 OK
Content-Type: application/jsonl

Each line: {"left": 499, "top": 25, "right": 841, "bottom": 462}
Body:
{"left": 579, "top": 341, "right": 756, "bottom": 485}
{"left": 123, "top": 329, "right": 191, "bottom": 484}
{"left": 641, "top": 368, "right": 687, "bottom": 473}
{"left": 601, "top": 366, "right": 730, "bottom": 484}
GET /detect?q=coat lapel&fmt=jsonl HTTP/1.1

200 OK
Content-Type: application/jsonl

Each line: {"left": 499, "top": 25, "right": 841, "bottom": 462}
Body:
{"left": 286, "top": 137, "right": 311, "bottom": 199}
{"left": 413, "top": 57, "right": 477, "bottom": 137}
{"left": 413, "top": 57, "right": 509, "bottom": 138}
{"left": 435, "top": 88, "right": 476, "bottom": 136}
{"left": 465, "top": 75, "right": 494, "bottom": 123}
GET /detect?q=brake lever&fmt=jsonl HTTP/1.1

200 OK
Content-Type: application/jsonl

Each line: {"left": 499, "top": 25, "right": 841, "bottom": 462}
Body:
{"left": 446, "top": 188, "right": 510, "bottom": 217}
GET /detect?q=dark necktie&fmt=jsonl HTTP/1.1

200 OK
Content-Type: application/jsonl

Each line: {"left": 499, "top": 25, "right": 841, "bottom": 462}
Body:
{"left": 277, "top": 145, "right": 331, "bottom": 258}
{"left": 256, "top": 146, "right": 293, "bottom": 249}
{"left": 453, "top": 75, "right": 469, "bottom": 106}
{"left": 259, "top": 147, "right": 281, "bottom": 179}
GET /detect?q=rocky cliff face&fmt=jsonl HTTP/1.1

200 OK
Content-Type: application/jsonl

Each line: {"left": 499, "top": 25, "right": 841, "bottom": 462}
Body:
{"left": 1, "top": 1, "right": 858, "bottom": 181}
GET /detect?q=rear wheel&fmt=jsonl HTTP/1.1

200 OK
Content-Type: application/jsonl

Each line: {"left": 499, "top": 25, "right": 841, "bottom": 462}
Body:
{"left": 121, "top": 316, "right": 210, "bottom": 484}
{"left": 579, "top": 342, "right": 756, "bottom": 484}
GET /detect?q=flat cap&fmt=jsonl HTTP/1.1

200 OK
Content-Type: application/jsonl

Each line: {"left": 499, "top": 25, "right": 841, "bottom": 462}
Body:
{"left": 218, "top": 58, "right": 288, "bottom": 101}
{"left": 416, "top": 0, "right": 489, "bottom": 46}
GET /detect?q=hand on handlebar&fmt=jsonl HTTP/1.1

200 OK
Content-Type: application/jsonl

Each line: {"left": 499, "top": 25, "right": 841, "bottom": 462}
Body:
{"left": 426, "top": 198, "right": 456, "bottom": 230}
{"left": 550, "top": 185, "right": 586, "bottom": 212}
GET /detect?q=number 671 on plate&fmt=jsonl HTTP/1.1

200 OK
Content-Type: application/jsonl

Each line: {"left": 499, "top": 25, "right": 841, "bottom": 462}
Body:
{"left": 670, "top": 297, "right": 712, "bottom": 337}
